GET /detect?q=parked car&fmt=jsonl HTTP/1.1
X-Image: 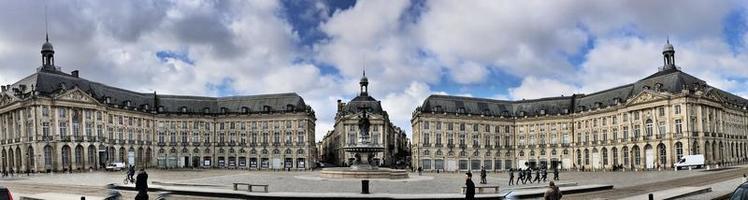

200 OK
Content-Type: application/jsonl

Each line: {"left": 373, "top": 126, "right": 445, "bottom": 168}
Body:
{"left": 105, "top": 162, "right": 126, "bottom": 171}
{"left": 0, "top": 186, "right": 13, "bottom": 200}
{"left": 730, "top": 182, "right": 748, "bottom": 200}
{"left": 674, "top": 154, "right": 705, "bottom": 169}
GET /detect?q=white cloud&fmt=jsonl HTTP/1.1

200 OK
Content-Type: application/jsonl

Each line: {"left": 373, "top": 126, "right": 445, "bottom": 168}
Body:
{"left": 508, "top": 76, "right": 578, "bottom": 100}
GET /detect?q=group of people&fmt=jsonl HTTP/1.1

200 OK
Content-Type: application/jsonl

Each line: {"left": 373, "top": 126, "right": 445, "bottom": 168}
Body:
{"left": 464, "top": 169, "right": 562, "bottom": 200}
{"left": 508, "top": 167, "right": 560, "bottom": 185}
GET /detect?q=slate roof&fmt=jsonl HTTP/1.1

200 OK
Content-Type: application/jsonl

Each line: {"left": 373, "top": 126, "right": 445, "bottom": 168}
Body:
{"left": 2, "top": 69, "right": 311, "bottom": 114}
{"left": 417, "top": 68, "right": 748, "bottom": 117}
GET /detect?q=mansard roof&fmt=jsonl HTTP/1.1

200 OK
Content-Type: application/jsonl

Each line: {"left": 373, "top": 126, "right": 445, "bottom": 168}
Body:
{"left": 2, "top": 70, "right": 311, "bottom": 114}
{"left": 418, "top": 68, "right": 748, "bottom": 117}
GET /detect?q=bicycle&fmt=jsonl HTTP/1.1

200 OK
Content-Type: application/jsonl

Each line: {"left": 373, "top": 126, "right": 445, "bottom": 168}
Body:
{"left": 123, "top": 175, "right": 134, "bottom": 184}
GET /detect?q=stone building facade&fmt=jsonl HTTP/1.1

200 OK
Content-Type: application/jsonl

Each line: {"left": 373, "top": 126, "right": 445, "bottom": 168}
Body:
{"left": 319, "top": 72, "right": 409, "bottom": 167}
{"left": 411, "top": 42, "right": 748, "bottom": 172}
{"left": 0, "top": 38, "right": 317, "bottom": 173}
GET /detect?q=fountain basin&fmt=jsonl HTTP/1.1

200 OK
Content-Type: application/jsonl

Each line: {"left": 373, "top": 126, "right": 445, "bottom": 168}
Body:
{"left": 320, "top": 167, "right": 409, "bottom": 179}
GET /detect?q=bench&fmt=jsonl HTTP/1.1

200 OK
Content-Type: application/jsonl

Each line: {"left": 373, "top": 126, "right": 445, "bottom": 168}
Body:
{"left": 461, "top": 185, "right": 500, "bottom": 194}
{"left": 233, "top": 183, "right": 269, "bottom": 193}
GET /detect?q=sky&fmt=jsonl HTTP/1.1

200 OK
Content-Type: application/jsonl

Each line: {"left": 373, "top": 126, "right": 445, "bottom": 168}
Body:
{"left": 1, "top": 0, "right": 748, "bottom": 142}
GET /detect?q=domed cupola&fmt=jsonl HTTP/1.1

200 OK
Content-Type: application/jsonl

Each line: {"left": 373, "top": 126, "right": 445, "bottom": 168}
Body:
{"left": 661, "top": 39, "right": 676, "bottom": 71}
{"left": 359, "top": 68, "right": 369, "bottom": 96}
{"left": 41, "top": 34, "right": 55, "bottom": 68}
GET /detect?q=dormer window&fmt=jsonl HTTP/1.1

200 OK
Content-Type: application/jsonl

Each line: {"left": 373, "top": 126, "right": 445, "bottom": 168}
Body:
{"left": 433, "top": 106, "right": 443, "bottom": 112}
{"left": 143, "top": 104, "right": 150, "bottom": 110}
{"left": 124, "top": 100, "right": 131, "bottom": 107}
{"left": 562, "top": 108, "right": 569, "bottom": 114}
{"left": 180, "top": 107, "right": 188, "bottom": 113}
{"left": 643, "top": 85, "right": 650, "bottom": 90}
{"left": 655, "top": 83, "right": 663, "bottom": 90}
{"left": 241, "top": 107, "right": 249, "bottom": 113}
{"left": 203, "top": 107, "right": 210, "bottom": 114}
{"left": 483, "top": 109, "right": 491, "bottom": 115}
{"left": 157, "top": 106, "right": 164, "bottom": 112}
{"left": 286, "top": 104, "right": 295, "bottom": 111}
{"left": 595, "top": 102, "right": 603, "bottom": 108}
{"left": 263, "top": 106, "right": 272, "bottom": 112}
{"left": 539, "top": 109, "right": 546, "bottom": 115}
{"left": 221, "top": 107, "right": 228, "bottom": 114}
{"left": 105, "top": 97, "right": 111, "bottom": 104}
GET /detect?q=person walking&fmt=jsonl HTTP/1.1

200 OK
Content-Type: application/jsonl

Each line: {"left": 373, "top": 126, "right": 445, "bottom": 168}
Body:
{"left": 508, "top": 168, "right": 515, "bottom": 186}
{"left": 544, "top": 181, "right": 563, "bottom": 200}
{"left": 541, "top": 168, "right": 548, "bottom": 182}
{"left": 744, "top": 174, "right": 747, "bottom": 183}
{"left": 534, "top": 168, "right": 541, "bottom": 183}
{"left": 517, "top": 168, "right": 525, "bottom": 185}
{"left": 526, "top": 168, "right": 533, "bottom": 184}
{"left": 135, "top": 168, "right": 149, "bottom": 200}
{"left": 417, "top": 166, "right": 422, "bottom": 176}
{"left": 465, "top": 172, "right": 475, "bottom": 200}
{"left": 127, "top": 165, "right": 135, "bottom": 183}
{"left": 553, "top": 167, "right": 560, "bottom": 181}
{"left": 480, "top": 166, "right": 487, "bottom": 184}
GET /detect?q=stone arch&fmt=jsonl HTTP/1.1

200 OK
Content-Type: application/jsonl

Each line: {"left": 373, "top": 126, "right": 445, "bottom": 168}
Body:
{"left": 657, "top": 143, "right": 666, "bottom": 168}
{"left": 87, "top": 145, "right": 96, "bottom": 169}
{"left": 632, "top": 145, "right": 640, "bottom": 168}
{"left": 75, "top": 145, "right": 84, "bottom": 170}
{"left": 1, "top": 149, "right": 6, "bottom": 170}
{"left": 675, "top": 142, "right": 683, "bottom": 160}
{"left": 61, "top": 145, "right": 71, "bottom": 170}
{"left": 7, "top": 148, "right": 13, "bottom": 171}
{"left": 704, "top": 141, "right": 711, "bottom": 163}
{"left": 26, "top": 145, "right": 34, "bottom": 172}
{"left": 43, "top": 145, "right": 53, "bottom": 170}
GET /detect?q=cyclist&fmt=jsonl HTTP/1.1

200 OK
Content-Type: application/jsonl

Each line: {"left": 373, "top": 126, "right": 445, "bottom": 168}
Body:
{"left": 126, "top": 165, "right": 135, "bottom": 183}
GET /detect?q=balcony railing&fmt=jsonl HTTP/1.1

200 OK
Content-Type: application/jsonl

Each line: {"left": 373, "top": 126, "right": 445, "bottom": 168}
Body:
{"left": 181, "top": 142, "right": 188, "bottom": 146}
{"left": 484, "top": 145, "right": 492, "bottom": 149}
{"left": 157, "top": 142, "right": 165, "bottom": 146}
{"left": 61, "top": 136, "right": 71, "bottom": 142}
{"left": 434, "top": 143, "right": 443, "bottom": 147}
{"left": 422, "top": 143, "right": 431, "bottom": 147}
{"left": 229, "top": 142, "right": 236, "bottom": 146}
{"left": 193, "top": 142, "right": 201, "bottom": 146}
{"left": 296, "top": 142, "right": 305, "bottom": 147}
{"left": 204, "top": 142, "right": 211, "bottom": 146}
{"left": 169, "top": 142, "right": 177, "bottom": 146}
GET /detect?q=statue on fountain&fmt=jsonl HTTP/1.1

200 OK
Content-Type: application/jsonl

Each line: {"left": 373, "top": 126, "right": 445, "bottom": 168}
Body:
{"left": 358, "top": 108, "right": 371, "bottom": 144}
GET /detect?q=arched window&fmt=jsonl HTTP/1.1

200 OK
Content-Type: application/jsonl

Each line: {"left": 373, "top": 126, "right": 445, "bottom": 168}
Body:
{"left": 61, "top": 145, "right": 71, "bottom": 169}
{"left": 622, "top": 146, "right": 629, "bottom": 166}
{"left": 584, "top": 149, "right": 590, "bottom": 165}
{"left": 645, "top": 119, "right": 653, "bottom": 137}
{"left": 44, "top": 145, "right": 53, "bottom": 169}
{"left": 658, "top": 144, "right": 667, "bottom": 166}
{"left": 602, "top": 148, "right": 608, "bottom": 166}
{"left": 611, "top": 147, "right": 618, "bottom": 166}
{"left": 633, "top": 146, "right": 641, "bottom": 167}
{"left": 576, "top": 150, "right": 582, "bottom": 166}
{"left": 676, "top": 142, "right": 683, "bottom": 160}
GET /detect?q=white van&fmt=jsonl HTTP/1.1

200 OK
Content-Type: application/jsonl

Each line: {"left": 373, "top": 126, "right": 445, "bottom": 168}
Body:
{"left": 106, "top": 162, "right": 126, "bottom": 171}
{"left": 674, "top": 155, "right": 704, "bottom": 169}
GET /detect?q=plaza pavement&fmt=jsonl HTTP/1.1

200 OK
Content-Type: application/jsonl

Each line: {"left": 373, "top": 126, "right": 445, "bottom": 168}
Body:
{"left": 0, "top": 166, "right": 736, "bottom": 195}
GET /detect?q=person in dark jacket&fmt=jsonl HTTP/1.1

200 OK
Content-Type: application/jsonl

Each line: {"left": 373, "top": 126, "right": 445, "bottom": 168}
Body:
{"left": 480, "top": 166, "right": 487, "bottom": 184}
{"left": 541, "top": 168, "right": 548, "bottom": 182}
{"left": 543, "top": 181, "right": 563, "bottom": 200}
{"left": 135, "top": 168, "right": 148, "bottom": 200}
{"left": 508, "top": 168, "right": 515, "bottom": 186}
{"left": 517, "top": 168, "right": 524, "bottom": 184}
{"left": 526, "top": 168, "right": 533, "bottom": 184}
{"left": 553, "top": 167, "right": 560, "bottom": 181}
{"left": 533, "top": 168, "right": 541, "bottom": 183}
{"left": 465, "top": 172, "right": 475, "bottom": 200}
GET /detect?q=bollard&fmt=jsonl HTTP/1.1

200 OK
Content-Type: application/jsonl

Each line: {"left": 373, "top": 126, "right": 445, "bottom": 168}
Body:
{"left": 81, "top": 197, "right": 85, "bottom": 200}
{"left": 648, "top": 193, "right": 654, "bottom": 200}
{"left": 361, "top": 180, "right": 370, "bottom": 194}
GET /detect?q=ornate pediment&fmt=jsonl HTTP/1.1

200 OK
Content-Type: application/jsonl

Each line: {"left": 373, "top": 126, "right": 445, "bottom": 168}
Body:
{"left": 54, "top": 88, "right": 100, "bottom": 105}
{"left": 0, "top": 93, "right": 18, "bottom": 107}
{"left": 625, "top": 90, "right": 669, "bottom": 106}
{"left": 702, "top": 90, "right": 726, "bottom": 103}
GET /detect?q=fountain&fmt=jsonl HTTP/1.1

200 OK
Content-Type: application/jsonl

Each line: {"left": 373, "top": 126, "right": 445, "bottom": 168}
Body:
{"left": 320, "top": 109, "right": 408, "bottom": 179}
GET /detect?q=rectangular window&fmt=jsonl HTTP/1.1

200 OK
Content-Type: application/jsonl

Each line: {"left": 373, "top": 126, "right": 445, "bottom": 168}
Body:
{"left": 675, "top": 119, "right": 682, "bottom": 136}
{"left": 674, "top": 105, "right": 681, "bottom": 115}
{"left": 658, "top": 107, "right": 665, "bottom": 116}
{"left": 59, "top": 122, "right": 67, "bottom": 137}
{"left": 435, "top": 133, "right": 442, "bottom": 145}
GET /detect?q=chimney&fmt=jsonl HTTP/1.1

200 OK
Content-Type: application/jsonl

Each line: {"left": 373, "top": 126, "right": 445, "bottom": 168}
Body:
{"left": 71, "top": 70, "right": 79, "bottom": 78}
{"left": 1, "top": 86, "right": 5, "bottom": 92}
{"left": 19, "top": 84, "right": 26, "bottom": 92}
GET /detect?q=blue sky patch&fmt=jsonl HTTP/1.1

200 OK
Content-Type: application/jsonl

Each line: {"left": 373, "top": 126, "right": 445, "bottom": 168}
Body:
{"left": 156, "top": 50, "right": 195, "bottom": 65}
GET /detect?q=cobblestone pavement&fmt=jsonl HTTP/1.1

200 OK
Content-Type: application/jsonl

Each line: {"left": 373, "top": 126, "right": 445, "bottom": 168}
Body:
{"left": 0, "top": 166, "right": 744, "bottom": 197}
